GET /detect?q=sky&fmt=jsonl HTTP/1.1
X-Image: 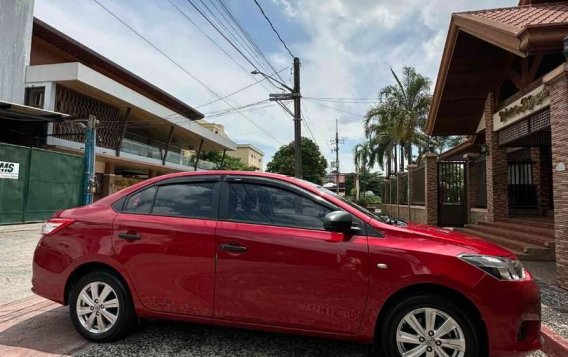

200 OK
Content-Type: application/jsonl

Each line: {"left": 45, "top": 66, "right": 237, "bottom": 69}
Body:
{"left": 34, "top": 0, "right": 517, "bottom": 173}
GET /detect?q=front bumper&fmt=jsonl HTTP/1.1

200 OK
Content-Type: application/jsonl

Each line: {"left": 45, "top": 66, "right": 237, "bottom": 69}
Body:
{"left": 474, "top": 272, "right": 541, "bottom": 357}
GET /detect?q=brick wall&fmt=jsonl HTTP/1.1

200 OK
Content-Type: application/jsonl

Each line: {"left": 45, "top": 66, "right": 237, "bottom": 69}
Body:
{"left": 546, "top": 70, "right": 568, "bottom": 289}
{"left": 484, "top": 93, "right": 509, "bottom": 222}
{"left": 530, "top": 147, "right": 543, "bottom": 213}
{"left": 424, "top": 153, "right": 438, "bottom": 226}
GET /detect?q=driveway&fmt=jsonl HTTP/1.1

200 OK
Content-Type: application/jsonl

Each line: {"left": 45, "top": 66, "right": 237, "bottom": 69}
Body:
{"left": 0, "top": 224, "right": 547, "bottom": 357}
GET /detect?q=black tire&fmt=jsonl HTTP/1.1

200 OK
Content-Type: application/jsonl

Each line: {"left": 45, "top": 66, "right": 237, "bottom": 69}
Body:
{"left": 373, "top": 294, "right": 481, "bottom": 357}
{"left": 69, "top": 271, "right": 136, "bottom": 342}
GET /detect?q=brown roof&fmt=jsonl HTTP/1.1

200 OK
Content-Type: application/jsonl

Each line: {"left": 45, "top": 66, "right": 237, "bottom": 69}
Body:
{"left": 33, "top": 18, "right": 204, "bottom": 121}
{"left": 465, "top": 2, "right": 568, "bottom": 32}
{"left": 426, "top": 2, "right": 568, "bottom": 135}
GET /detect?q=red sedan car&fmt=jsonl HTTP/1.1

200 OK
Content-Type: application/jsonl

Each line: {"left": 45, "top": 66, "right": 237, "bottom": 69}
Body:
{"left": 32, "top": 171, "right": 541, "bottom": 357}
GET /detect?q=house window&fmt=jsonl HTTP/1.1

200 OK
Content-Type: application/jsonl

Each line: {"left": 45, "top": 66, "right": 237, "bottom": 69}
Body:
{"left": 25, "top": 87, "right": 45, "bottom": 109}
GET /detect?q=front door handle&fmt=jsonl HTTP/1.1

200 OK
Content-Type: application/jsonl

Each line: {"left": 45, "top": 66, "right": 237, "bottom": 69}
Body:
{"left": 118, "top": 232, "right": 141, "bottom": 241}
{"left": 220, "top": 243, "right": 248, "bottom": 253}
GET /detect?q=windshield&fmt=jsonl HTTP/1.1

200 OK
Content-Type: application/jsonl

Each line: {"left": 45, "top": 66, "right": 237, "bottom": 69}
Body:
{"left": 304, "top": 180, "right": 404, "bottom": 225}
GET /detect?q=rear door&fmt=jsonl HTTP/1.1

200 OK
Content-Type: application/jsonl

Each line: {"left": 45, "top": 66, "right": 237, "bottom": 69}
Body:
{"left": 112, "top": 175, "right": 221, "bottom": 317}
{"left": 214, "top": 176, "right": 370, "bottom": 334}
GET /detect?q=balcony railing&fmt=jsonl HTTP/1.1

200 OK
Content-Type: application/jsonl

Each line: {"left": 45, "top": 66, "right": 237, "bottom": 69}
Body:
{"left": 121, "top": 138, "right": 217, "bottom": 170}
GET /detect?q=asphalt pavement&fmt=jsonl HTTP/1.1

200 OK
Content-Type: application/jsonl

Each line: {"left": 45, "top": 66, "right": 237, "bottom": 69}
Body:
{"left": 0, "top": 224, "right": 548, "bottom": 357}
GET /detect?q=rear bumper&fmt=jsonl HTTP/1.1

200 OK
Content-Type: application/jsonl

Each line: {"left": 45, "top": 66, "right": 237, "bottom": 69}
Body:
{"left": 474, "top": 274, "right": 541, "bottom": 357}
{"left": 31, "top": 238, "right": 68, "bottom": 305}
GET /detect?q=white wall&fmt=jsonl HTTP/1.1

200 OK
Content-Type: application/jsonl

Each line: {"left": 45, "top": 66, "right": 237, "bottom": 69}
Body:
{"left": 0, "top": 0, "right": 34, "bottom": 104}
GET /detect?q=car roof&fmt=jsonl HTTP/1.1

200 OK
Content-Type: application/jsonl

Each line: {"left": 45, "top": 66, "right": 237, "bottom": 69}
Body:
{"left": 95, "top": 171, "right": 318, "bottom": 207}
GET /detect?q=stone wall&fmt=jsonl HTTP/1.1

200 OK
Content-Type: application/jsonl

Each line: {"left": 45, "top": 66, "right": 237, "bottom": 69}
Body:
{"left": 381, "top": 204, "right": 427, "bottom": 224}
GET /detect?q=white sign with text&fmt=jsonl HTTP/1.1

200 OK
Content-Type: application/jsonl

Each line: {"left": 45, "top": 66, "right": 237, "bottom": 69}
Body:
{"left": 0, "top": 161, "right": 20, "bottom": 179}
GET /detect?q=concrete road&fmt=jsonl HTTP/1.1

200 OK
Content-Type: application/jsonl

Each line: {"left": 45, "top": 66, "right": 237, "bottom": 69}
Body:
{"left": 0, "top": 224, "right": 547, "bottom": 357}
{"left": 0, "top": 223, "right": 43, "bottom": 305}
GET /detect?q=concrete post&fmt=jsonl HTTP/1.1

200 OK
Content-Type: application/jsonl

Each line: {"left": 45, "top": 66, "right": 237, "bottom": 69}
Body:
{"left": 424, "top": 153, "right": 438, "bottom": 226}
{"left": 407, "top": 164, "right": 417, "bottom": 221}
{"left": 0, "top": 0, "right": 34, "bottom": 103}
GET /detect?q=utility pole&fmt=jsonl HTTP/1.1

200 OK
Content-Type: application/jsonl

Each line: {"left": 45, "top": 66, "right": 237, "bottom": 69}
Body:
{"left": 329, "top": 119, "right": 344, "bottom": 194}
{"left": 82, "top": 115, "right": 98, "bottom": 205}
{"left": 293, "top": 57, "right": 302, "bottom": 179}
{"left": 261, "top": 57, "right": 302, "bottom": 178}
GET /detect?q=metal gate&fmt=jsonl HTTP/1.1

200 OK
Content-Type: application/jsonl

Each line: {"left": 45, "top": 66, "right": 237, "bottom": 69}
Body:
{"left": 0, "top": 143, "right": 83, "bottom": 224}
{"left": 508, "top": 161, "right": 537, "bottom": 208}
{"left": 438, "top": 161, "right": 467, "bottom": 227}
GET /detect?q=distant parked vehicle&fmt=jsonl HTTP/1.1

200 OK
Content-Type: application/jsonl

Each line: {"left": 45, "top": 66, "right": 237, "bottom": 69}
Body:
{"left": 32, "top": 171, "right": 541, "bottom": 357}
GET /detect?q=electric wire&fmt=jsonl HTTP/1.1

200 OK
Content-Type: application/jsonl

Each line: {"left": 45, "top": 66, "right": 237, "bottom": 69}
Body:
{"left": 252, "top": 0, "right": 295, "bottom": 58}
{"left": 92, "top": 0, "right": 284, "bottom": 144}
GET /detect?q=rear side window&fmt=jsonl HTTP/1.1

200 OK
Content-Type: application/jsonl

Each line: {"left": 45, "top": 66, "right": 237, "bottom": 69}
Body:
{"left": 124, "top": 186, "right": 157, "bottom": 214}
{"left": 152, "top": 182, "right": 216, "bottom": 219}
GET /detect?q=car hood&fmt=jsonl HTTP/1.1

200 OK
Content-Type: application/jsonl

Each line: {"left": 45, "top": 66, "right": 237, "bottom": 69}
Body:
{"left": 401, "top": 222, "right": 515, "bottom": 257}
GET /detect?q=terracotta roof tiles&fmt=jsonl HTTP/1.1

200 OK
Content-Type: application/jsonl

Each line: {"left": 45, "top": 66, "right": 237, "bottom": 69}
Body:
{"left": 461, "top": 2, "right": 568, "bottom": 33}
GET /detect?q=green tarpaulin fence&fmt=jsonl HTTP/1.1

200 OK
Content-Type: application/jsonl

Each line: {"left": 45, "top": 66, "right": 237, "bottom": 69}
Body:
{"left": 0, "top": 143, "right": 83, "bottom": 224}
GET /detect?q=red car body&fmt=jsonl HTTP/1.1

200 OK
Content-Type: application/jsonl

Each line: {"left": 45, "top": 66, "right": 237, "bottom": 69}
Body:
{"left": 32, "top": 171, "right": 541, "bottom": 356}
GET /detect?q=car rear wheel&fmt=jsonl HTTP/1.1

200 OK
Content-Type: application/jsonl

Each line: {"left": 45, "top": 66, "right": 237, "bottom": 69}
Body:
{"left": 69, "top": 271, "right": 135, "bottom": 341}
{"left": 374, "top": 294, "right": 481, "bottom": 357}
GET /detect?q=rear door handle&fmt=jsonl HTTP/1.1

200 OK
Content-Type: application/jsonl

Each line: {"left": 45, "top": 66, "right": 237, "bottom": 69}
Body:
{"left": 220, "top": 243, "right": 247, "bottom": 253}
{"left": 118, "top": 232, "right": 141, "bottom": 241}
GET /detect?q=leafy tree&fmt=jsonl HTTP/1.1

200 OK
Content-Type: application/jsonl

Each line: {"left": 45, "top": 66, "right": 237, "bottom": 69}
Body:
{"left": 266, "top": 137, "right": 328, "bottom": 184}
{"left": 364, "top": 66, "right": 431, "bottom": 172}
{"left": 199, "top": 151, "right": 256, "bottom": 171}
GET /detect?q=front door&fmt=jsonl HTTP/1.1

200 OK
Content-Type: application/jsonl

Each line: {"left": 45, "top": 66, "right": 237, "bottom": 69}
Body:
{"left": 112, "top": 176, "right": 221, "bottom": 317}
{"left": 214, "top": 177, "right": 369, "bottom": 334}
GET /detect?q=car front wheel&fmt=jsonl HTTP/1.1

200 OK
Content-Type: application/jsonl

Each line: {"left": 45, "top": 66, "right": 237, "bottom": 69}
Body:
{"left": 69, "top": 271, "right": 135, "bottom": 341}
{"left": 375, "top": 294, "right": 481, "bottom": 357}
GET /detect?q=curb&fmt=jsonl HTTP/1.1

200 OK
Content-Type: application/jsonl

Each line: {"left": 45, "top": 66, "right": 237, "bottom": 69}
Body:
{"left": 541, "top": 324, "right": 568, "bottom": 357}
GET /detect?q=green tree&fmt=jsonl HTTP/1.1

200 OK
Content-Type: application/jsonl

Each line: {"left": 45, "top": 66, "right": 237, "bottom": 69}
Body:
{"left": 266, "top": 137, "right": 328, "bottom": 184}
{"left": 199, "top": 151, "right": 256, "bottom": 171}
{"left": 364, "top": 66, "right": 431, "bottom": 172}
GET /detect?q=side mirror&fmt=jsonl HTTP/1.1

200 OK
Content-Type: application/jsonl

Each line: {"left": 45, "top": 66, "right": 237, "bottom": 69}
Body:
{"left": 323, "top": 211, "right": 353, "bottom": 233}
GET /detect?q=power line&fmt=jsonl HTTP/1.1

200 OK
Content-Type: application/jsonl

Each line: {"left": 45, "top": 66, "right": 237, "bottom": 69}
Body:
{"left": 304, "top": 98, "right": 366, "bottom": 117}
{"left": 252, "top": 0, "right": 295, "bottom": 58}
{"left": 217, "top": 0, "right": 287, "bottom": 84}
{"left": 186, "top": 0, "right": 266, "bottom": 78}
{"left": 195, "top": 67, "right": 288, "bottom": 108}
{"left": 167, "top": 0, "right": 283, "bottom": 97}
{"left": 92, "top": 0, "right": 284, "bottom": 145}
{"left": 304, "top": 96, "right": 379, "bottom": 104}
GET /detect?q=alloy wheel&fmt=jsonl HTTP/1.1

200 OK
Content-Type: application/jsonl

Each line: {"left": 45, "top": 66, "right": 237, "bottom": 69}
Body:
{"left": 396, "top": 307, "right": 466, "bottom": 357}
{"left": 76, "top": 281, "right": 120, "bottom": 334}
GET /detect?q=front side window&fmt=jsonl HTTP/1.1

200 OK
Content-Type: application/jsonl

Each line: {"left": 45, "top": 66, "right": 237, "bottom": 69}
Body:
{"left": 124, "top": 186, "right": 157, "bottom": 214}
{"left": 152, "top": 182, "right": 216, "bottom": 218}
{"left": 227, "top": 183, "right": 332, "bottom": 230}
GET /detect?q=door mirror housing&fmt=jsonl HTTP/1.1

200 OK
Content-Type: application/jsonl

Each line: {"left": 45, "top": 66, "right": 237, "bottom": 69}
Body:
{"left": 323, "top": 211, "right": 353, "bottom": 233}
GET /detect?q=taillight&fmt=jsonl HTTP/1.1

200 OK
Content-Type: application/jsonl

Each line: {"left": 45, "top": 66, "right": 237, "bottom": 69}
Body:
{"left": 41, "top": 218, "right": 75, "bottom": 236}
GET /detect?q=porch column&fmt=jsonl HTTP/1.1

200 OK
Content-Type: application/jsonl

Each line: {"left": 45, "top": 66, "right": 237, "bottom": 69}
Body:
{"left": 464, "top": 154, "right": 480, "bottom": 223}
{"left": 424, "top": 153, "right": 438, "bottom": 226}
{"left": 484, "top": 93, "right": 509, "bottom": 222}
{"left": 102, "top": 162, "right": 115, "bottom": 196}
{"left": 544, "top": 64, "right": 568, "bottom": 289}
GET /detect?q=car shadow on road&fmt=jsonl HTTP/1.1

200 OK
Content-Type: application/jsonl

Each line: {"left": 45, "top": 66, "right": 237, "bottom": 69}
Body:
{"left": 0, "top": 304, "right": 89, "bottom": 355}
{"left": 76, "top": 319, "right": 371, "bottom": 357}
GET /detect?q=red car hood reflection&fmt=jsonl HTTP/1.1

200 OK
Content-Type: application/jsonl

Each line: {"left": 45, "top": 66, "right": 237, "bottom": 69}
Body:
{"left": 400, "top": 222, "right": 516, "bottom": 258}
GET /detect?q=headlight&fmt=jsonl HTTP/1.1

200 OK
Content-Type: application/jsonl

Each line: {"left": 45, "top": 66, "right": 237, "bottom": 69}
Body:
{"left": 459, "top": 254, "right": 526, "bottom": 281}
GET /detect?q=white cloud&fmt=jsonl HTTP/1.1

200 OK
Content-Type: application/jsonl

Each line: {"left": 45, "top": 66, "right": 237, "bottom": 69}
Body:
{"left": 35, "top": 0, "right": 516, "bottom": 174}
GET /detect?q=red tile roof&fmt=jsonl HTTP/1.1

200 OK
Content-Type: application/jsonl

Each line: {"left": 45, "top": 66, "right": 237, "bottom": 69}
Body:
{"left": 462, "top": 2, "right": 568, "bottom": 33}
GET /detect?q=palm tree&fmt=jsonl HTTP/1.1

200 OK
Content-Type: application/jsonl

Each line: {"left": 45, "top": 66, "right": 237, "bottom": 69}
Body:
{"left": 353, "top": 142, "right": 373, "bottom": 200}
{"left": 365, "top": 67, "right": 431, "bottom": 169}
